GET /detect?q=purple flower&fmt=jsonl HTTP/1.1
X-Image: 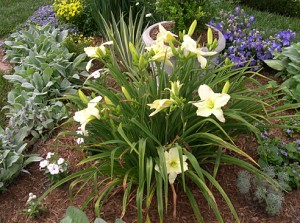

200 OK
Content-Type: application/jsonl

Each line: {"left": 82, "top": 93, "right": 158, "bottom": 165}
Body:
{"left": 297, "top": 140, "right": 300, "bottom": 145}
{"left": 281, "top": 150, "right": 288, "bottom": 156}
{"left": 286, "top": 129, "right": 292, "bottom": 134}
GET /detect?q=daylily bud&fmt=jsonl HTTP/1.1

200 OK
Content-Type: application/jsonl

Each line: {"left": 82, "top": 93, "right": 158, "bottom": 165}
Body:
{"left": 188, "top": 20, "right": 197, "bottom": 37}
{"left": 170, "top": 81, "right": 183, "bottom": 98}
{"left": 78, "top": 89, "right": 89, "bottom": 104}
{"left": 207, "top": 27, "right": 213, "bottom": 45}
{"left": 129, "top": 42, "right": 139, "bottom": 65}
{"left": 122, "top": 87, "right": 132, "bottom": 100}
{"left": 222, "top": 81, "right": 230, "bottom": 94}
{"left": 104, "top": 96, "right": 114, "bottom": 106}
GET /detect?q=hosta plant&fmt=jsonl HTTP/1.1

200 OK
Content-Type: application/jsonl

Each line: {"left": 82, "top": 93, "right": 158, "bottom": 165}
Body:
{"left": 41, "top": 14, "right": 300, "bottom": 222}
{"left": 265, "top": 42, "right": 300, "bottom": 103}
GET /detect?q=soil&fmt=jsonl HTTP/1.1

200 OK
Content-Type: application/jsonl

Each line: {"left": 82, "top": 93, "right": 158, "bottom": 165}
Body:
{"left": 0, "top": 47, "right": 300, "bottom": 223}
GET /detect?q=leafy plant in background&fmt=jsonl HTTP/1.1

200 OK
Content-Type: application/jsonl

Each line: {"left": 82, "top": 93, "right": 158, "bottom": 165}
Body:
{"left": 155, "top": 0, "right": 216, "bottom": 32}
{"left": 236, "top": 168, "right": 288, "bottom": 216}
{"left": 258, "top": 131, "right": 300, "bottom": 189}
{"left": 60, "top": 206, "right": 125, "bottom": 223}
{"left": 265, "top": 42, "right": 300, "bottom": 103}
{"left": 38, "top": 13, "right": 300, "bottom": 222}
{"left": 209, "top": 6, "right": 296, "bottom": 69}
{"left": 85, "top": 0, "right": 135, "bottom": 36}
{"left": 63, "top": 33, "right": 94, "bottom": 58}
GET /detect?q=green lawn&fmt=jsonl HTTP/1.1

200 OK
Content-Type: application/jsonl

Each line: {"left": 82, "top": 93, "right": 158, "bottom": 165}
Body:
{"left": 0, "top": 0, "right": 51, "bottom": 37}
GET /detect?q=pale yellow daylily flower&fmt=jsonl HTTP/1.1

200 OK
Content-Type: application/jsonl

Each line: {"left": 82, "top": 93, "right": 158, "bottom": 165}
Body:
{"left": 181, "top": 35, "right": 217, "bottom": 69}
{"left": 84, "top": 41, "right": 113, "bottom": 58}
{"left": 192, "top": 84, "right": 230, "bottom": 123}
{"left": 169, "top": 80, "right": 183, "bottom": 98}
{"left": 73, "top": 96, "right": 102, "bottom": 135}
{"left": 156, "top": 23, "right": 178, "bottom": 43}
{"left": 145, "top": 41, "right": 174, "bottom": 67}
{"left": 147, "top": 99, "right": 173, "bottom": 116}
{"left": 155, "top": 147, "right": 188, "bottom": 184}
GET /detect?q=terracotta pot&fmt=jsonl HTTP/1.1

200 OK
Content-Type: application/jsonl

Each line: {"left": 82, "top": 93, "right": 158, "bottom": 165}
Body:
{"left": 142, "top": 21, "right": 226, "bottom": 74}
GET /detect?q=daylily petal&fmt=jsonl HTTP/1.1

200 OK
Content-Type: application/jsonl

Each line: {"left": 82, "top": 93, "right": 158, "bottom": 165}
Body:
{"left": 198, "top": 85, "right": 215, "bottom": 100}
{"left": 212, "top": 108, "right": 225, "bottom": 123}
{"left": 197, "top": 54, "right": 208, "bottom": 69}
{"left": 86, "top": 59, "right": 94, "bottom": 71}
{"left": 90, "top": 96, "right": 103, "bottom": 103}
{"left": 168, "top": 172, "right": 178, "bottom": 184}
{"left": 195, "top": 106, "right": 213, "bottom": 117}
{"left": 214, "top": 94, "right": 230, "bottom": 108}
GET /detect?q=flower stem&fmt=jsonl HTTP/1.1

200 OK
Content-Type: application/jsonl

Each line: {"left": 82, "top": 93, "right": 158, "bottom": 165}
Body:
{"left": 170, "top": 183, "right": 177, "bottom": 219}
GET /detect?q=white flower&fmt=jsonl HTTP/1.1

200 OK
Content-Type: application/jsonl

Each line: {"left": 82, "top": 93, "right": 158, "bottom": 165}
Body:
{"left": 147, "top": 99, "right": 173, "bottom": 116}
{"left": 192, "top": 84, "right": 230, "bottom": 122}
{"left": 135, "top": 2, "right": 139, "bottom": 5}
{"left": 145, "top": 41, "right": 174, "bottom": 67}
{"left": 181, "top": 35, "right": 217, "bottom": 68}
{"left": 76, "top": 137, "right": 84, "bottom": 144}
{"left": 29, "top": 192, "right": 33, "bottom": 197}
{"left": 84, "top": 41, "right": 113, "bottom": 58}
{"left": 91, "top": 70, "right": 101, "bottom": 79}
{"left": 39, "top": 159, "right": 49, "bottom": 169}
{"left": 156, "top": 23, "right": 177, "bottom": 43}
{"left": 155, "top": 147, "right": 188, "bottom": 184}
{"left": 47, "top": 163, "right": 60, "bottom": 175}
{"left": 73, "top": 96, "right": 102, "bottom": 135}
{"left": 46, "top": 152, "right": 54, "bottom": 160}
{"left": 57, "top": 158, "right": 65, "bottom": 165}
{"left": 145, "top": 13, "right": 152, "bottom": 17}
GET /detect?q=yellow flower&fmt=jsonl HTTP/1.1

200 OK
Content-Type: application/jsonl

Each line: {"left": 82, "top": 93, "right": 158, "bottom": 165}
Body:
{"left": 156, "top": 23, "right": 177, "bottom": 43}
{"left": 147, "top": 99, "right": 173, "bottom": 116}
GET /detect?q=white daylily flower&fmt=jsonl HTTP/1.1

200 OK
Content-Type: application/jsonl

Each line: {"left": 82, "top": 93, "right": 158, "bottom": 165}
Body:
{"left": 192, "top": 84, "right": 230, "bottom": 122}
{"left": 84, "top": 41, "right": 113, "bottom": 58}
{"left": 156, "top": 23, "right": 177, "bottom": 43}
{"left": 39, "top": 159, "right": 49, "bottom": 169}
{"left": 57, "top": 158, "right": 65, "bottom": 165}
{"left": 147, "top": 99, "right": 173, "bottom": 116}
{"left": 145, "top": 41, "right": 174, "bottom": 67}
{"left": 181, "top": 35, "right": 217, "bottom": 68}
{"left": 46, "top": 152, "right": 55, "bottom": 160}
{"left": 145, "top": 13, "right": 152, "bottom": 17}
{"left": 155, "top": 147, "right": 188, "bottom": 184}
{"left": 47, "top": 163, "right": 60, "bottom": 175}
{"left": 73, "top": 96, "right": 102, "bottom": 135}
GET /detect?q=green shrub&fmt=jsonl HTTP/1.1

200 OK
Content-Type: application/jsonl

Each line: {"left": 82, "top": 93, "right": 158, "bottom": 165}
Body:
{"left": 155, "top": 0, "right": 216, "bottom": 32}
{"left": 240, "top": 0, "right": 300, "bottom": 18}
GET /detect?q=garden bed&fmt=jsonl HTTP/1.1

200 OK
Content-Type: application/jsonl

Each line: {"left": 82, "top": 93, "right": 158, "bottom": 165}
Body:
{"left": 0, "top": 125, "right": 300, "bottom": 223}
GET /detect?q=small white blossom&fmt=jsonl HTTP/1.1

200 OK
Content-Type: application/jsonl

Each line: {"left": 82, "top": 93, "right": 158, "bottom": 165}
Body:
{"left": 145, "top": 13, "right": 152, "bottom": 18}
{"left": 91, "top": 70, "right": 101, "bottom": 79}
{"left": 57, "top": 158, "right": 65, "bottom": 165}
{"left": 135, "top": 2, "right": 139, "bottom": 5}
{"left": 47, "top": 163, "right": 60, "bottom": 175}
{"left": 39, "top": 160, "right": 49, "bottom": 169}
{"left": 46, "top": 152, "right": 55, "bottom": 160}
{"left": 76, "top": 137, "right": 84, "bottom": 144}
